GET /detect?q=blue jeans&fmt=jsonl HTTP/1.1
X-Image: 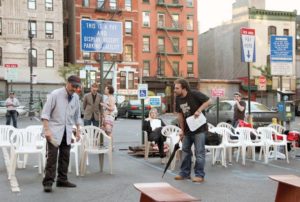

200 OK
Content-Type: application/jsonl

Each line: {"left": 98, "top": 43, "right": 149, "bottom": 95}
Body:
{"left": 6, "top": 110, "right": 18, "bottom": 128}
{"left": 84, "top": 118, "right": 99, "bottom": 127}
{"left": 179, "top": 131, "right": 206, "bottom": 178}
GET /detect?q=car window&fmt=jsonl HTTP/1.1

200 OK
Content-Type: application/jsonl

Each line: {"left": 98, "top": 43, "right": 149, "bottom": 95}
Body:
{"left": 208, "top": 105, "right": 217, "bottom": 112}
{"left": 251, "top": 103, "right": 270, "bottom": 111}
{"left": 130, "top": 100, "right": 141, "bottom": 105}
{"left": 0, "top": 101, "right": 5, "bottom": 107}
{"left": 220, "top": 102, "right": 232, "bottom": 111}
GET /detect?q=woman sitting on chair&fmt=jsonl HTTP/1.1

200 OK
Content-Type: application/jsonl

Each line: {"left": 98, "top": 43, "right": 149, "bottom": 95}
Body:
{"left": 143, "top": 108, "right": 166, "bottom": 158}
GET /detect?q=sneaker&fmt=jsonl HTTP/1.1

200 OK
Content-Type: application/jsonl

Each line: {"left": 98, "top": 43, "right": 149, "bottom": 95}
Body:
{"left": 174, "top": 175, "right": 191, "bottom": 180}
{"left": 43, "top": 182, "right": 53, "bottom": 192}
{"left": 56, "top": 181, "right": 76, "bottom": 188}
{"left": 192, "top": 177, "right": 204, "bottom": 183}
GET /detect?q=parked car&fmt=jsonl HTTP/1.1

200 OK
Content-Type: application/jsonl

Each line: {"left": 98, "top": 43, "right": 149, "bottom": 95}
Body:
{"left": 117, "top": 100, "right": 151, "bottom": 118}
{"left": 205, "top": 100, "right": 278, "bottom": 128}
{"left": 0, "top": 100, "right": 27, "bottom": 117}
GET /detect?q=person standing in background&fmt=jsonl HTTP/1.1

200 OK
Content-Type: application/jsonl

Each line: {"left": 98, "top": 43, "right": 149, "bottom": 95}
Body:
{"left": 5, "top": 92, "right": 20, "bottom": 128}
{"left": 233, "top": 92, "right": 246, "bottom": 127}
{"left": 83, "top": 83, "right": 102, "bottom": 126}
{"left": 101, "top": 85, "right": 116, "bottom": 137}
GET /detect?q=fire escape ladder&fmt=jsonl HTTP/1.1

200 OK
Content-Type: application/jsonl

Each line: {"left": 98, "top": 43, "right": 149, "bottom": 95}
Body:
{"left": 159, "top": 53, "right": 178, "bottom": 77}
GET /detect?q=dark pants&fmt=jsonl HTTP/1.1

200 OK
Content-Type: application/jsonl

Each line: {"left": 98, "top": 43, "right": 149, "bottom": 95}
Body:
{"left": 43, "top": 132, "right": 71, "bottom": 185}
{"left": 6, "top": 110, "right": 17, "bottom": 128}
{"left": 148, "top": 127, "right": 166, "bottom": 158}
{"left": 84, "top": 118, "right": 99, "bottom": 127}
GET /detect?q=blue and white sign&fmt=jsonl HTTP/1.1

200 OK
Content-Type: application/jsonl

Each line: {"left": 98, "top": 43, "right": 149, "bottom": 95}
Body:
{"left": 81, "top": 19, "right": 123, "bottom": 53}
{"left": 270, "top": 36, "right": 293, "bottom": 76}
{"left": 240, "top": 28, "right": 256, "bottom": 63}
{"left": 148, "top": 96, "right": 161, "bottom": 107}
{"left": 138, "top": 84, "right": 148, "bottom": 100}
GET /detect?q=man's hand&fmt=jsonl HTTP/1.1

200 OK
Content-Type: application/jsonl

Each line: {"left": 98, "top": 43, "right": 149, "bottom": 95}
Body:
{"left": 44, "top": 128, "right": 53, "bottom": 141}
{"left": 75, "top": 130, "right": 81, "bottom": 142}
{"left": 194, "top": 110, "right": 201, "bottom": 117}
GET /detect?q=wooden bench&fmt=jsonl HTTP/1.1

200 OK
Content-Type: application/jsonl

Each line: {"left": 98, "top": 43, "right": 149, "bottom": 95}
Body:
{"left": 133, "top": 182, "right": 200, "bottom": 202}
{"left": 269, "top": 175, "right": 300, "bottom": 202}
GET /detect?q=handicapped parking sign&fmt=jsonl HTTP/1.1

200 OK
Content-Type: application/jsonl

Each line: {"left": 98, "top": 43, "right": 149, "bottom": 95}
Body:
{"left": 138, "top": 84, "right": 148, "bottom": 99}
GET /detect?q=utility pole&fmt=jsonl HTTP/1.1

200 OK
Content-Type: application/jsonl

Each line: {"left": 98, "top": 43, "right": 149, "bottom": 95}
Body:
{"left": 28, "top": 21, "right": 34, "bottom": 118}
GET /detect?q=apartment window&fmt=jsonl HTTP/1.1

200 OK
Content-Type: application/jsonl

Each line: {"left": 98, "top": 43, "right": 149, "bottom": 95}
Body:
{"left": 128, "top": 72, "right": 134, "bottom": 89}
{"left": 187, "top": 15, "right": 194, "bottom": 30}
{"left": 45, "top": 22, "right": 54, "bottom": 39}
{"left": 172, "top": 37, "right": 179, "bottom": 52}
{"left": 187, "top": 39, "right": 193, "bottom": 54}
{"left": 125, "top": 0, "right": 131, "bottom": 11}
{"left": 187, "top": 62, "right": 194, "bottom": 76}
{"left": 120, "top": 71, "right": 126, "bottom": 89}
{"left": 186, "top": 0, "right": 193, "bottom": 7}
{"left": 0, "top": 18, "right": 2, "bottom": 35}
{"left": 172, "top": 62, "right": 179, "bottom": 76}
{"left": 158, "top": 60, "right": 165, "bottom": 76}
{"left": 45, "top": 0, "right": 53, "bottom": 11}
{"left": 110, "top": 0, "right": 116, "bottom": 10}
{"left": 172, "top": 14, "right": 179, "bottom": 28}
{"left": 143, "top": 0, "right": 149, "bottom": 3}
{"left": 82, "top": 0, "right": 89, "bottom": 7}
{"left": 28, "top": 0, "right": 36, "bottom": 9}
{"left": 0, "top": 47, "right": 2, "bottom": 66}
{"left": 83, "top": 52, "right": 90, "bottom": 59}
{"left": 173, "top": 0, "right": 179, "bottom": 4}
{"left": 28, "top": 48, "right": 37, "bottom": 67}
{"left": 158, "top": 37, "right": 165, "bottom": 52}
{"left": 97, "top": 0, "right": 104, "bottom": 8}
{"left": 125, "top": 21, "right": 132, "bottom": 35}
{"left": 283, "top": 29, "right": 289, "bottom": 36}
{"left": 157, "top": 13, "right": 165, "bottom": 27}
{"left": 143, "top": 36, "right": 150, "bottom": 52}
{"left": 268, "top": 26, "right": 276, "bottom": 43}
{"left": 143, "top": 12, "right": 150, "bottom": 27}
{"left": 143, "top": 61, "right": 150, "bottom": 76}
{"left": 124, "top": 45, "right": 133, "bottom": 62}
{"left": 46, "top": 49, "right": 54, "bottom": 67}
{"left": 28, "top": 20, "right": 37, "bottom": 38}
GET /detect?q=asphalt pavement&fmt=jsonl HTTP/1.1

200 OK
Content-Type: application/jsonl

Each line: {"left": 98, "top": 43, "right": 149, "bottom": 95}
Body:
{"left": 1, "top": 114, "right": 300, "bottom": 202}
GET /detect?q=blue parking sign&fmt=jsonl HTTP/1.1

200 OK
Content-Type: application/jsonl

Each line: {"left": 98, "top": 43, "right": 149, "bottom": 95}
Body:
{"left": 138, "top": 84, "right": 148, "bottom": 99}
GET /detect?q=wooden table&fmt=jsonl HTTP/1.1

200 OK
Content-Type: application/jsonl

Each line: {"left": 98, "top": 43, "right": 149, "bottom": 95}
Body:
{"left": 134, "top": 182, "right": 200, "bottom": 202}
{"left": 269, "top": 175, "right": 300, "bottom": 202}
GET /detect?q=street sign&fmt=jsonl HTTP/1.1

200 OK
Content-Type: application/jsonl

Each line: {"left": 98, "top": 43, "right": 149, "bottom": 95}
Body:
{"left": 80, "top": 19, "right": 123, "bottom": 53}
{"left": 4, "top": 64, "right": 18, "bottom": 68}
{"left": 258, "top": 75, "right": 266, "bottom": 91}
{"left": 148, "top": 96, "right": 161, "bottom": 107}
{"left": 5, "top": 68, "right": 18, "bottom": 81}
{"left": 211, "top": 88, "right": 225, "bottom": 98}
{"left": 240, "top": 28, "right": 256, "bottom": 63}
{"left": 270, "top": 36, "right": 293, "bottom": 76}
{"left": 138, "top": 84, "right": 148, "bottom": 100}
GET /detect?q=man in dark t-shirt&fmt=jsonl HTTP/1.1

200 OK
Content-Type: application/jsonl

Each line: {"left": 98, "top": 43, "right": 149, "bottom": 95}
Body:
{"left": 233, "top": 92, "right": 246, "bottom": 127}
{"left": 174, "top": 79, "right": 211, "bottom": 183}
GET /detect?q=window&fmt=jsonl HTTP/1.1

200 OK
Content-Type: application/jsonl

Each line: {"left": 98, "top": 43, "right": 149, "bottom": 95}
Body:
{"left": 143, "top": 61, "right": 150, "bottom": 76}
{"left": 172, "top": 37, "right": 179, "bottom": 52}
{"left": 143, "top": 36, "right": 150, "bottom": 52}
{"left": 172, "top": 62, "right": 179, "bottom": 76}
{"left": 143, "top": 12, "right": 150, "bottom": 27}
{"left": 143, "top": 0, "right": 149, "bottom": 3}
{"left": 283, "top": 29, "right": 289, "bottom": 36}
{"left": 158, "top": 37, "right": 165, "bottom": 52}
{"left": 125, "top": 21, "right": 132, "bottom": 35}
{"left": 125, "top": 0, "right": 131, "bottom": 11}
{"left": 82, "top": 0, "right": 89, "bottom": 7}
{"left": 28, "top": 48, "right": 37, "bottom": 67}
{"left": 268, "top": 26, "right": 276, "bottom": 43}
{"left": 173, "top": 0, "right": 179, "bottom": 4}
{"left": 45, "top": 0, "right": 53, "bottom": 11}
{"left": 187, "top": 62, "right": 194, "bottom": 76}
{"left": 97, "top": 0, "right": 104, "bottom": 8}
{"left": 28, "top": 20, "right": 37, "bottom": 38}
{"left": 187, "top": 15, "right": 193, "bottom": 30}
{"left": 120, "top": 71, "right": 126, "bottom": 89}
{"left": 0, "top": 18, "right": 2, "bottom": 35}
{"left": 186, "top": 0, "right": 193, "bottom": 7}
{"left": 0, "top": 47, "right": 2, "bottom": 66}
{"left": 172, "top": 14, "right": 179, "bottom": 28}
{"left": 28, "top": 0, "right": 36, "bottom": 9}
{"left": 45, "top": 22, "right": 54, "bottom": 39}
{"left": 128, "top": 72, "right": 134, "bottom": 89}
{"left": 157, "top": 13, "right": 165, "bottom": 27}
{"left": 46, "top": 49, "right": 54, "bottom": 67}
{"left": 110, "top": 0, "right": 116, "bottom": 10}
{"left": 187, "top": 39, "right": 193, "bottom": 54}
{"left": 158, "top": 60, "right": 165, "bottom": 76}
{"left": 124, "top": 45, "right": 133, "bottom": 62}
{"left": 83, "top": 52, "right": 90, "bottom": 59}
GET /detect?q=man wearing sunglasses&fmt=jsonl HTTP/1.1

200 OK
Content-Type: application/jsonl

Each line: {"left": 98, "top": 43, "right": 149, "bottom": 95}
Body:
{"left": 41, "top": 75, "right": 82, "bottom": 193}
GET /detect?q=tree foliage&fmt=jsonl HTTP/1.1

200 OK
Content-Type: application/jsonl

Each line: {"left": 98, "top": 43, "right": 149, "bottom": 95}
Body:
{"left": 58, "top": 63, "right": 82, "bottom": 82}
{"left": 252, "top": 65, "right": 272, "bottom": 80}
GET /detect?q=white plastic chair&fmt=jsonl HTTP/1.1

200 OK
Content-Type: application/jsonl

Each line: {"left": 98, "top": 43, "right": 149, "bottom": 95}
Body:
{"left": 268, "top": 123, "right": 286, "bottom": 134}
{"left": 207, "top": 123, "right": 215, "bottom": 130}
{"left": 161, "top": 125, "right": 182, "bottom": 170}
{"left": 257, "top": 127, "right": 289, "bottom": 164}
{"left": 206, "top": 127, "right": 226, "bottom": 166}
{"left": 235, "top": 127, "right": 266, "bottom": 165}
{"left": 8, "top": 128, "right": 45, "bottom": 180}
{"left": 0, "top": 125, "right": 15, "bottom": 149}
{"left": 68, "top": 134, "right": 81, "bottom": 176}
{"left": 80, "top": 126, "right": 112, "bottom": 176}
{"left": 217, "top": 122, "right": 235, "bottom": 133}
{"left": 143, "top": 131, "right": 151, "bottom": 160}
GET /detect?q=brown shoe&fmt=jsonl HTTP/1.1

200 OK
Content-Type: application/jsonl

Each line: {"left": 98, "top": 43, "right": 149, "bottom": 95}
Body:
{"left": 192, "top": 177, "right": 204, "bottom": 183}
{"left": 174, "top": 175, "right": 190, "bottom": 180}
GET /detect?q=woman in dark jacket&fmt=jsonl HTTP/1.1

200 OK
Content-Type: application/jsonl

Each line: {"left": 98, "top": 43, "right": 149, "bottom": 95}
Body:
{"left": 143, "top": 108, "right": 166, "bottom": 158}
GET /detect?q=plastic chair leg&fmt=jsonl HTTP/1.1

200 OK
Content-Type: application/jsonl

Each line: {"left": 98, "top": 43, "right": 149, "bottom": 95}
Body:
{"left": 99, "top": 154, "right": 104, "bottom": 172}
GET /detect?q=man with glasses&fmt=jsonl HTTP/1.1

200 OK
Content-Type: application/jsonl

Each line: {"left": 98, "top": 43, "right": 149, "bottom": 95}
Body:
{"left": 233, "top": 92, "right": 246, "bottom": 127}
{"left": 41, "top": 75, "right": 82, "bottom": 193}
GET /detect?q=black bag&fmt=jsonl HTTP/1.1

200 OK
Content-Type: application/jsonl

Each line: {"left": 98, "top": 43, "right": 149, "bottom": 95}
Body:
{"left": 205, "top": 131, "right": 222, "bottom": 145}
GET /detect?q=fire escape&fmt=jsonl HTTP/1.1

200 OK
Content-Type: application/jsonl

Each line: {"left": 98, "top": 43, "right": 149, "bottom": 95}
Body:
{"left": 156, "top": 0, "right": 184, "bottom": 77}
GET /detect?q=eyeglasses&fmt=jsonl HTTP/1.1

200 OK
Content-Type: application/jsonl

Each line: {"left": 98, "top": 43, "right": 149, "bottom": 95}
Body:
{"left": 71, "top": 84, "right": 80, "bottom": 89}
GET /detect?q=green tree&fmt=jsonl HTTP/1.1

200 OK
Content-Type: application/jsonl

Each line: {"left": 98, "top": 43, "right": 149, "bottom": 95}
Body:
{"left": 58, "top": 63, "right": 82, "bottom": 82}
{"left": 252, "top": 65, "right": 272, "bottom": 80}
